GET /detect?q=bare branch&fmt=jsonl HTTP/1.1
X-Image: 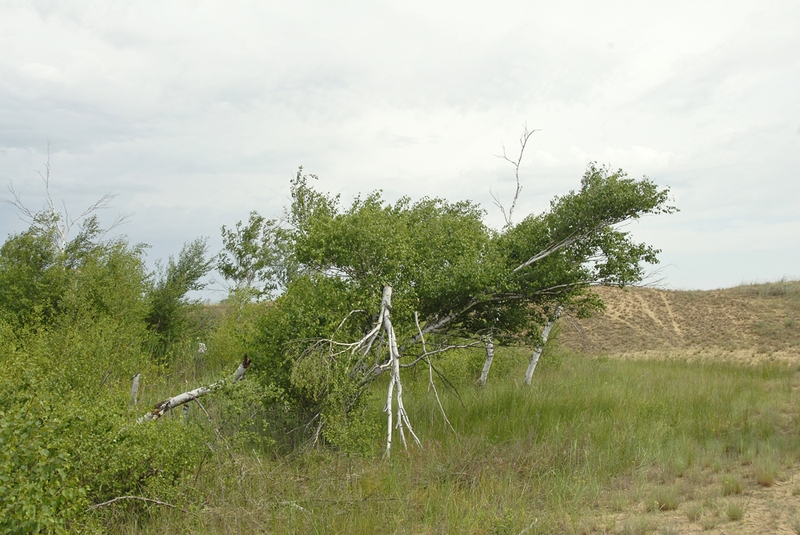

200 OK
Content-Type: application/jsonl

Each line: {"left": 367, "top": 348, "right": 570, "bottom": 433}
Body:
{"left": 130, "top": 373, "right": 140, "bottom": 407}
{"left": 87, "top": 495, "right": 186, "bottom": 513}
{"left": 299, "top": 308, "right": 385, "bottom": 365}
{"left": 2, "top": 145, "right": 125, "bottom": 251}
{"left": 399, "top": 341, "right": 482, "bottom": 369}
{"left": 494, "top": 124, "right": 540, "bottom": 228}
{"left": 1, "top": 183, "right": 37, "bottom": 223}
{"left": 380, "top": 286, "right": 420, "bottom": 457}
{"left": 489, "top": 187, "right": 507, "bottom": 223}
{"left": 633, "top": 264, "right": 670, "bottom": 288}
{"left": 333, "top": 309, "right": 368, "bottom": 335}
{"left": 415, "top": 312, "right": 456, "bottom": 435}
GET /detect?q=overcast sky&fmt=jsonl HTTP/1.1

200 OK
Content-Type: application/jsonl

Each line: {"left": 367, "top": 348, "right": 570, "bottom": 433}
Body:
{"left": 1, "top": 0, "right": 798, "bottom": 299}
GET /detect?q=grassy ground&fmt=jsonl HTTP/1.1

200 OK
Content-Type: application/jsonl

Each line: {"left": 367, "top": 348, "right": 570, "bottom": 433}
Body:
{"left": 111, "top": 341, "right": 800, "bottom": 534}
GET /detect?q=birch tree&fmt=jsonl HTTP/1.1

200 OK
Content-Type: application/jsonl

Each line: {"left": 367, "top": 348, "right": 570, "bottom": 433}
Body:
{"left": 524, "top": 304, "right": 562, "bottom": 384}
{"left": 217, "top": 211, "right": 291, "bottom": 300}
{"left": 235, "top": 164, "right": 674, "bottom": 450}
{"left": 478, "top": 334, "right": 495, "bottom": 387}
{"left": 2, "top": 149, "right": 126, "bottom": 254}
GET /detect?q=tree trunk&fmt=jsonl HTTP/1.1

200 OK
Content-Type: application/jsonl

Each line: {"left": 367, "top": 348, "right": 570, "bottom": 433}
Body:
{"left": 380, "top": 285, "right": 420, "bottom": 457}
{"left": 130, "top": 373, "right": 140, "bottom": 407}
{"left": 478, "top": 334, "right": 495, "bottom": 387}
{"left": 524, "top": 305, "right": 562, "bottom": 385}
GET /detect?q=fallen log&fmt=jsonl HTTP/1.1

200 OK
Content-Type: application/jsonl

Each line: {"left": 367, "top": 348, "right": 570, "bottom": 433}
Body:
{"left": 139, "top": 356, "right": 251, "bottom": 422}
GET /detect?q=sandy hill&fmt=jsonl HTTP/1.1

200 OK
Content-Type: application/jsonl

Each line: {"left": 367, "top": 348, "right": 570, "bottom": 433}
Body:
{"left": 558, "top": 280, "right": 800, "bottom": 363}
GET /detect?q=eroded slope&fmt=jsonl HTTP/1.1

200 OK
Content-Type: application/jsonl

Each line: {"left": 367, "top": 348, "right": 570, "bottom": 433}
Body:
{"left": 559, "top": 281, "right": 800, "bottom": 361}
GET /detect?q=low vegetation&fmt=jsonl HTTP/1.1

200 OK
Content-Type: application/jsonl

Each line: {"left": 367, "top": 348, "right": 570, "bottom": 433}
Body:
{"left": 114, "top": 344, "right": 800, "bottom": 534}
{"left": 3, "top": 163, "right": 799, "bottom": 533}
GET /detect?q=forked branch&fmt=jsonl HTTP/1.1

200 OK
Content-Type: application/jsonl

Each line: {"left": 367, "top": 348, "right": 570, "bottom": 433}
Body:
{"left": 492, "top": 124, "right": 540, "bottom": 228}
{"left": 380, "top": 286, "right": 420, "bottom": 457}
{"left": 2, "top": 145, "right": 126, "bottom": 251}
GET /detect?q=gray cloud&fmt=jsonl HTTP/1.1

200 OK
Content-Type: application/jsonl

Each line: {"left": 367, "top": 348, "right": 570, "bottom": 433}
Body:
{"left": 2, "top": 0, "right": 798, "bottom": 296}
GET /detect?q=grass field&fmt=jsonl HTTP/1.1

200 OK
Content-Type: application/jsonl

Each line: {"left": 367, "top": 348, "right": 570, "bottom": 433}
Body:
{"left": 110, "top": 282, "right": 800, "bottom": 534}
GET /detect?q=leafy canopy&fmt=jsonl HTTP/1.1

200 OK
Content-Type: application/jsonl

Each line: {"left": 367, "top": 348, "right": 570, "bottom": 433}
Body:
{"left": 227, "top": 164, "right": 675, "bottom": 449}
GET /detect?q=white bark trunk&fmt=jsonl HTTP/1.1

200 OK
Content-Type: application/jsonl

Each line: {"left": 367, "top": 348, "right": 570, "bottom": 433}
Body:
{"left": 140, "top": 356, "right": 251, "bottom": 422}
{"left": 478, "top": 335, "right": 495, "bottom": 387}
{"left": 381, "top": 285, "right": 420, "bottom": 457}
{"left": 130, "top": 373, "right": 140, "bottom": 407}
{"left": 524, "top": 305, "right": 562, "bottom": 385}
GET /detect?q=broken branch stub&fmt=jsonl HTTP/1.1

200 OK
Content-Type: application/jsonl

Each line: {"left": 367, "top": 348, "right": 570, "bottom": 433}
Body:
{"left": 130, "top": 373, "right": 140, "bottom": 407}
{"left": 478, "top": 334, "right": 495, "bottom": 387}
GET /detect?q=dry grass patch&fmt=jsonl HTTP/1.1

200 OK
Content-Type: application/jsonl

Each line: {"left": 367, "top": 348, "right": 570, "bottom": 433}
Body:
{"left": 646, "top": 486, "right": 680, "bottom": 512}
{"left": 700, "top": 516, "right": 719, "bottom": 530}
{"left": 754, "top": 458, "right": 781, "bottom": 487}
{"left": 721, "top": 474, "right": 744, "bottom": 495}
{"left": 725, "top": 499, "right": 746, "bottom": 521}
{"left": 684, "top": 503, "right": 703, "bottom": 522}
{"left": 620, "top": 516, "right": 658, "bottom": 535}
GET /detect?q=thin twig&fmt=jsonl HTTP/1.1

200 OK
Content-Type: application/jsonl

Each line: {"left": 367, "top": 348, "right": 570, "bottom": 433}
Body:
{"left": 399, "top": 341, "right": 482, "bottom": 368}
{"left": 87, "top": 496, "right": 187, "bottom": 513}
{"left": 415, "top": 312, "right": 456, "bottom": 435}
{"left": 2, "top": 143, "right": 121, "bottom": 251}
{"left": 493, "top": 124, "right": 540, "bottom": 228}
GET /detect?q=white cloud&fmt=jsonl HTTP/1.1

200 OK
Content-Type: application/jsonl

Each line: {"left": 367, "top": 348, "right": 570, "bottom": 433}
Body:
{"left": 1, "top": 0, "right": 798, "bottom": 294}
{"left": 569, "top": 146, "right": 676, "bottom": 170}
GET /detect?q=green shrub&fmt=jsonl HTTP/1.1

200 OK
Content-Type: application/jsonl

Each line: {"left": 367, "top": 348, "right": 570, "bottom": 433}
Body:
{"left": 0, "top": 407, "right": 86, "bottom": 534}
{"left": 0, "top": 218, "right": 220, "bottom": 531}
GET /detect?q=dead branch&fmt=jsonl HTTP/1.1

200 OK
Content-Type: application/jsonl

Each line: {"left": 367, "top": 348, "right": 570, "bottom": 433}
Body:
{"left": 493, "top": 124, "right": 540, "bottom": 228}
{"left": 2, "top": 145, "right": 124, "bottom": 252}
{"left": 415, "top": 312, "right": 456, "bottom": 435}
{"left": 130, "top": 373, "right": 140, "bottom": 407}
{"left": 87, "top": 495, "right": 186, "bottom": 513}
{"left": 380, "top": 285, "right": 420, "bottom": 457}
{"left": 140, "top": 356, "right": 251, "bottom": 422}
{"left": 478, "top": 334, "right": 495, "bottom": 387}
{"left": 399, "top": 341, "right": 482, "bottom": 369}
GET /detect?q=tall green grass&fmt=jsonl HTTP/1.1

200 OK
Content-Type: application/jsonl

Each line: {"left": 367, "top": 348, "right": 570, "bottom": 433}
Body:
{"left": 113, "top": 347, "right": 800, "bottom": 534}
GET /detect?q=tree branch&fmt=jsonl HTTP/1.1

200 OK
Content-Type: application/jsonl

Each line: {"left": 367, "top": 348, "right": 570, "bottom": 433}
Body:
{"left": 2, "top": 145, "right": 124, "bottom": 251}
{"left": 140, "top": 356, "right": 251, "bottom": 422}
{"left": 87, "top": 495, "right": 186, "bottom": 513}
{"left": 415, "top": 311, "right": 456, "bottom": 434}
{"left": 494, "top": 124, "right": 540, "bottom": 228}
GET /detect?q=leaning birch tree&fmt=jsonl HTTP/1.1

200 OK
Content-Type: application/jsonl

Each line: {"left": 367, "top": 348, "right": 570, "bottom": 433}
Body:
{"left": 224, "top": 164, "right": 675, "bottom": 451}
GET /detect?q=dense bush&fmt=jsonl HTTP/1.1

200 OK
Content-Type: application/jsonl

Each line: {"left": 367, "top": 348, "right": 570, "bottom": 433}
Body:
{"left": 0, "top": 162, "right": 675, "bottom": 529}
{"left": 0, "top": 215, "right": 212, "bottom": 532}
